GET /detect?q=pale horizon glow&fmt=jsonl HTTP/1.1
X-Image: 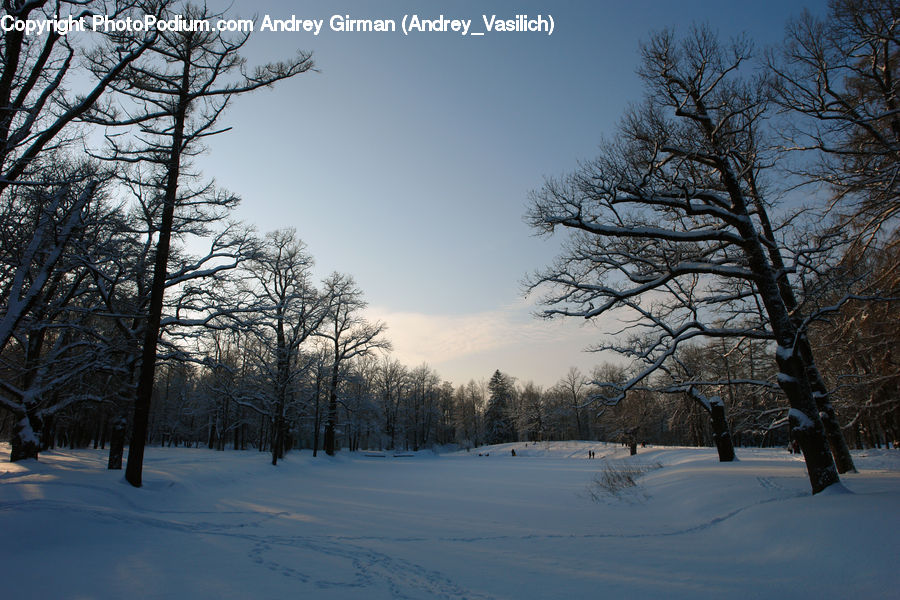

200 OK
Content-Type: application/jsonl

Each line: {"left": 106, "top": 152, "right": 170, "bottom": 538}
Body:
{"left": 366, "top": 299, "right": 625, "bottom": 388}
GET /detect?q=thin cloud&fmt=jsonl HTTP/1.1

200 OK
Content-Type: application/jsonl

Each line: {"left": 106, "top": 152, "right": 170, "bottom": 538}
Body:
{"left": 365, "top": 299, "right": 623, "bottom": 384}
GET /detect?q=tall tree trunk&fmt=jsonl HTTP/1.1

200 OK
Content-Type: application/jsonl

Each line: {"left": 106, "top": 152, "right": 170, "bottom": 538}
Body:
{"left": 124, "top": 61, "right": 190, "bottom": 488}
{"left": 10, "top": 412, "right": 41, "bottom": 461}
{"left": 573, "top": 402, "right": 583, "bottom": 440}
{"left": 749, "top": 177, "right": 856, "bottom": 474}
{"left": 40, "top": 414, "right": 55, "bottom": 451}
{"left": 107, "top": 415, "right": 127, "bottom": 470}
{"left": 323, "top": 363, "right": 339, "bottom": 455}
{"left": 271, "top": 413, "right": 283, "bottom": 465}
{"left": 797, "top": 337, "right": 857, "bottom": 473}
{"left": 709, "top": 400, "right": 736, "bottom": 462}
{"left": 271, "top": 313, "right": 288, "bottom": 465}
{"left": 11, "top": 321, "right": 50, "bottom": 461}
{"left": 717, "top": 152, "right": 840, "bottom": 493}
{"left": 312, "top": 367, "right": 321, "bottom": 457}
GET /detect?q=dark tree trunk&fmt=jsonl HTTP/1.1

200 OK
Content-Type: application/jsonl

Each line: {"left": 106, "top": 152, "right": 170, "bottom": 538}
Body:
{"left": 574, "top": 404, "right": 583, "bottom": 441}
{"left": 107, "top": 416, "right": 127, "bottom": 470}
{"left": 313, "top": 368, "right": 322, "bottom": 457}
{"left": 124, "top": 60, "right": 190, "bottom": 488}
{"left": 323, "top": 363, "right": 339, "bottom": 456}
{"left": 11, "top": 324, "right": 49, "bottom": 461}
{"left": 258, "top": 414, "right": 266, "bottom": 452}
{"left": 720, "top": 163, "right": 840, "bottom": 493}
{"left": 40, "top": 414, "right": 55, "bottom": 451}
{"left": 797, "top": 338, "right": 856, "bottom": 473}
{"left": 271, "top": 311, "right": 289, "bottom": 466}
{"left": 388, "top": 410, "right": 396, "bottom": 451}
{"left": 774, "top": 345, "right": 840, "bottom": 493}
{"left": 10, "top": 412, "right": 41, "bottom": 462}
{"left": 750, "top": 180, "right": 856, "bottom": 475}
{"left": 709, "top": 401, "right": 736, "bottom": 462}
{"left": 271, "top": 414, "right": 283, "bottom": 466}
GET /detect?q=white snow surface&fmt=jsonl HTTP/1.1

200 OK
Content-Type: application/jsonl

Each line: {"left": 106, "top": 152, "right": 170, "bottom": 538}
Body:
{"left": 1, "top": 441, "right": 897, "bottom": 599}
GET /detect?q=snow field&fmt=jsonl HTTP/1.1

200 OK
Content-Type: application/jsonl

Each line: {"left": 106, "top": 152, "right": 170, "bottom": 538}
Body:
{"left": 1, "top": 441, "right": 898, "bottom": 599}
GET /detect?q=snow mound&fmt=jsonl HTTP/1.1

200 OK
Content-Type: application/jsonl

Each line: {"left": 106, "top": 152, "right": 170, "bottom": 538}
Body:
{"left": 1, "top": 443, "right": 897, "bottom": 599}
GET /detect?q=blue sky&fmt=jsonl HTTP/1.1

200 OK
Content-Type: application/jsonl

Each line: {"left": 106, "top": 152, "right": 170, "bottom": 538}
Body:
{"left": 195, "top": 0, "right": 822, "bottom": 387}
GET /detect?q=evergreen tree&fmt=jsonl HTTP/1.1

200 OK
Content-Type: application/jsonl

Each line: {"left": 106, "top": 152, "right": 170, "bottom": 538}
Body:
{"left": 484, "top": 370, "right": 515, "bottom": 445}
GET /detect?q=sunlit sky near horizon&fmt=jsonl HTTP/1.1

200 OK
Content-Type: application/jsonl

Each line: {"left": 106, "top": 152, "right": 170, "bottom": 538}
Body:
{"left": 192, "top": 0, "right": 822, "bottom": 388}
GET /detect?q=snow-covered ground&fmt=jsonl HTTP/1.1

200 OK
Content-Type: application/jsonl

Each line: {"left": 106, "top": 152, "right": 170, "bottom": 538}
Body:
{"left": 1, "top": 441, "right": 897, "bottom": 599}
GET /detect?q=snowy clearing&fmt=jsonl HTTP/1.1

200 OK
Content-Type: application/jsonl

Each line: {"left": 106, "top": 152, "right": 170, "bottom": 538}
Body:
{"left": 1, "top": 442, "right": 898, "bottom": 599}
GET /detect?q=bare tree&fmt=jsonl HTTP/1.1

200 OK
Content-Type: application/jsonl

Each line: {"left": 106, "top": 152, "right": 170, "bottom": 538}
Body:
{"left": 307, "top": 344, "right": 331, "bottom": 456}
{"left": 319, "top": 273, "right": 390, "bottom": 456}
{"left": 772, "top": 0, "right": 900, "bottom": 252}
{"left": 244, "top": 229, "right": 326, "bottom": 465}
{"left": 376, "top": 356, "right": 407, "bottom": 450}
{"left": 341, "top": 355, "right": 381, "bottom": 452}
{"left": 0, "top": 0, "right": 162, "bottom": 460}
{"left": 0, "top": 0, "right": 157, "bottom": 196}
{"left": 554, "top": 367, "right": 588, "bottom": 440}
{"left": 74, "top": 165, "right": 257, "bottom": 469}
{"left": 0, "top": 162, "right": 118, "bottom": 460}
{"left": 435, "top": 380, "right": 456, "bottom": 446}
{"left": 808, "top": 244, "right": 900, "bottom": 448}
{"left": 453, "top": 379, "right": 485, "bottom": 449}
{"left": 517, "top": 381, "right": 547, "bottom": 442}
{"left": 527, "top": 27, "right": 845, "bottom": 493}
{"left": 85, "top": 1, "right": 314, "bottom": 486}
{"left": 769, "top": 0, "right": 900, "bottom": 460}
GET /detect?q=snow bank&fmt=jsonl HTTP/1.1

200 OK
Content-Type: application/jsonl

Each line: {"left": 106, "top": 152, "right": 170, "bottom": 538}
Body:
{"left": 1, "top": 442, "right": 897, "bottom": 599}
